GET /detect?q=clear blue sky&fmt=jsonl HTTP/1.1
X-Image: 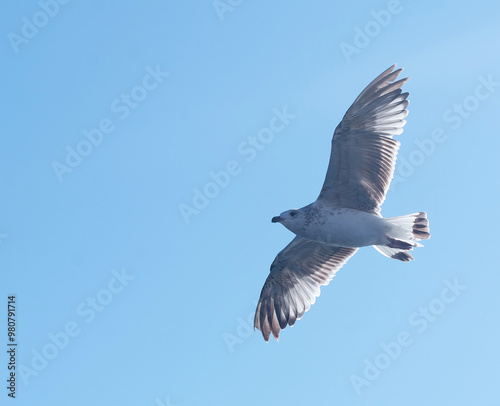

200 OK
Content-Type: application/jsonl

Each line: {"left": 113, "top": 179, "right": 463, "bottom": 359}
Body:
{"left": 1, "top": 1, "right": 500, "bottom": 405}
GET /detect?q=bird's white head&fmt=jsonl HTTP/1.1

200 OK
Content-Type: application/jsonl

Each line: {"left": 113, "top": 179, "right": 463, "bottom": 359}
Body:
{"left": 271, "top": 205, "right": 314, "bottom": 236}
{"left": 272, "top": 209, "right": 301, "bottom": 225}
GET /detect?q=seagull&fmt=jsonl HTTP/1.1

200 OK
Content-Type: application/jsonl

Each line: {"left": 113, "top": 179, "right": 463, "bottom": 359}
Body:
{"left": 254, "top": 65, "right": 430, "bottom": 342}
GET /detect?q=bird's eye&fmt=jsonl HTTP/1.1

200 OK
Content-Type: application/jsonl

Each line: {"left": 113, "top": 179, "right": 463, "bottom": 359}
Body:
{"left": 290, "top": 211, "right": 296, "bottom": 217}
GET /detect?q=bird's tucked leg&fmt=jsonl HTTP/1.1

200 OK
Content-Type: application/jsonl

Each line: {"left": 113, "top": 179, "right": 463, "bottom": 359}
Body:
{"left": 386, "top": 236, "right": 414, "bottom": 250}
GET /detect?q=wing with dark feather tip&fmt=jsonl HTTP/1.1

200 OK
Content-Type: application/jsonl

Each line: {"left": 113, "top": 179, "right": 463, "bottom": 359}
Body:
{"left": 254, "top": 236, "right": 358, "bottom": 341}
{"left": 318, "top": 64, "right": 409, "bottom": 213}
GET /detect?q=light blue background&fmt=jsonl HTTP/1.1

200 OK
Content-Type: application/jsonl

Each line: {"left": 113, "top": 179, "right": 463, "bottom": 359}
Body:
{"left": 1, "top": 1, "right": 499, "bottom": 405}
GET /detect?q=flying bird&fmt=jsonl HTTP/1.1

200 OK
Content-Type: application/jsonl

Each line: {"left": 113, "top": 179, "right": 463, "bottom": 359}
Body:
{"left": 254, "top": 65, "right": 430, "bottom": 342}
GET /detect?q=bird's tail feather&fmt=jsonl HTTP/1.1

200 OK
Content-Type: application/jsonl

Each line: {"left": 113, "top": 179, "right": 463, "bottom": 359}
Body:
{"left": 373, "top": 245, "right": 414, "bottom": 262}
{"left": 373, "top": 212, "right": 430, "bottom": 262}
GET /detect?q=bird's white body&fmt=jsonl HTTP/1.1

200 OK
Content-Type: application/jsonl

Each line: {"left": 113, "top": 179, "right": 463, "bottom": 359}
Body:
{"left": 281, "top": 203, "right": 389, "bottom": 248}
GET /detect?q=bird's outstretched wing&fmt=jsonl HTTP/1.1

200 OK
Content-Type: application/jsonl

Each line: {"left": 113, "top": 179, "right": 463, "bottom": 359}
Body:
{"left": 254, "top": 237, "right": 358, "bottom": 341}
{"left": 318, "top": 64, "right": 409, "bottom": 213}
